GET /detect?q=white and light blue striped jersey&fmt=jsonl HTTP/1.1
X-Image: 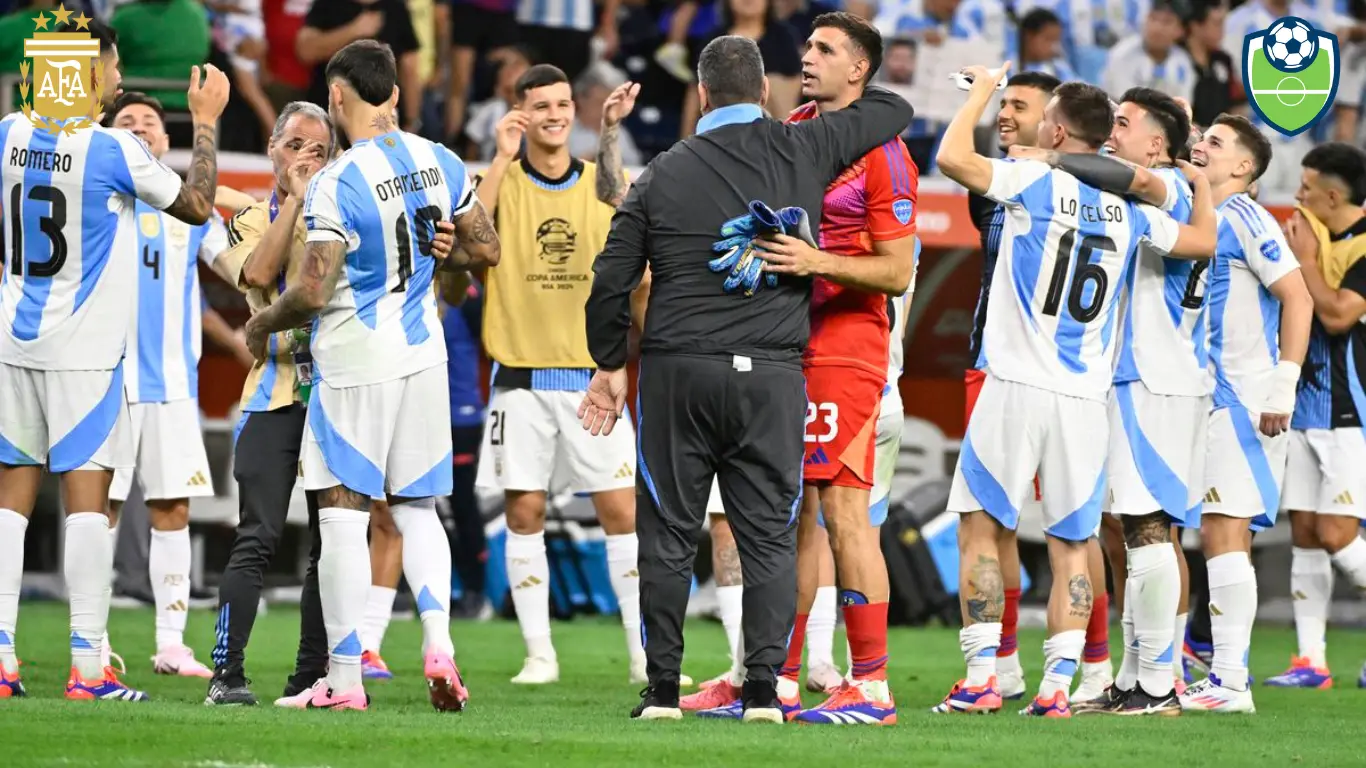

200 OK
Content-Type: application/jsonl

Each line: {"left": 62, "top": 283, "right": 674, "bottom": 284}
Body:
{"left": 303, "top": 130, "right": 476, "bottom": 388}
{"left": 0, "top": 114, "right": 184, "bottom": 371}
{"left": 980, "top": 158, "right": 1181, "bottom": 401}
{"left": 1017, "top": 0, "right": 1149, "bottom": 81}
{"left": 874, "top": 0, "right": 979, "bottom": 41}
{"left": 1112, "top": 166, "right": 1212, "bottom": 396}
{"left": 1102, "top": 35, "right": 1197, "bottom": 103}
{"left": 123, "top": 205, "right": 229, "bottom": 404}
{"left": 516, "top": 0, "right": 593, "bottom": 31}
{"left": 1223, "top": 0, "right": 1320, "bottom": 66}
{"left": 1207, "top": 193, "right": 1300, "bottom": 410}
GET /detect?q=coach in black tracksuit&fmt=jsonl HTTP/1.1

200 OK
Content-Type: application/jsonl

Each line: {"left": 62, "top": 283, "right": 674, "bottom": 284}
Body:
{"left": 583, "top": 35, "right": 913, "bottom": 719}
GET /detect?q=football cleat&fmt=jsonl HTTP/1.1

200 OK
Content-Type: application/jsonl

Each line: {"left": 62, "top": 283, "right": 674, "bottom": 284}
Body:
{"left": 1019, "top": 690, "right": 1071, "bottom": 718}
{"left": 1072, "top": 684, "right": 1128, "bottom": 715}
{"left": 697, "top": 678, "right": 802, "bottom": 721}
{"left": 1263, "top": 657, "right": 1332, "bottom": 689}
{"left": 204, "top": 668, "right": 258, "bottom": 706}
{"left": 1071, "top": 660, "right": 1114, "bottom": 704}
{"left": 424, "top": 651, "right": 469, "bottom": 712}
{"left": 1183, "top": 635, "right": 1213, "bottom": 678}
{"left": 0, "top": 661, "right": 25, "bottom": 698}
{"left": 273, "top": 678, "right": 368, "bottom": 710}
{"left": 1179, "top": 675, "right": 1256, "bottom": 714}
{"left": 65, "top": 666, "right": 150, "bottom": 702}
{"left": 681, "top": 679, "right": 741, "bottom": 711}
{"left": 361, "top": 650, "right": 393, "bottom": 681}
{"left": 931, "top": 677, "right": 1003, "bottom": 714}
{"left": 511, "top": 656, "right": 559, "bottom": 685}
{"left": 151, "top": 645, "right": 213, "bottom": 679}
{"left": 805, "top": 663, "right": 844, "bottom": 694}
{"left": 697, "top": 671, "right": 731, "bottom": 690}
{"left": 793, "top": 679, "right": 896, "bottom": 725}
{"left": 101, "top": 633, "right": 126, "bottom": 675}
{"left": 1084, "top": 685, "right": 1180, "bottom": 717}
{"left": 631, "top": 681, "right": 682, "bottom": 720}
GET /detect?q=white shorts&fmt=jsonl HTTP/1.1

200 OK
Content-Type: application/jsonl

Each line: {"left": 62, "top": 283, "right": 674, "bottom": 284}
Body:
{"left": 1280, "top": 428, "right": 1366, "bottom": 519}
{"left": 475, "top": 387, "right": 636, "bottom": 494}
{"left": 1201, "top": 404, "right": 1288, "bottom": 529}
{"left": 302, "top": 364, "right": 453, "bottom": 500}
{"left": 1105, "top": 382, "right": 1209, "bottom": 526}
{"left": 109, "top": 399, "right": 215, "bottom": 502}
{"left": 0, "top": 361, "right": 132, "bottom": 473}
{"left": 948, "top": 375, "right": 1106, "bottom": 541}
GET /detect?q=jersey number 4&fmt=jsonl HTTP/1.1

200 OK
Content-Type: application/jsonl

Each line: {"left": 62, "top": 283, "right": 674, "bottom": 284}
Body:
{"left": 392, "top": 205, "right": 444, "bottom": 294}
{"left": 7, "top": 184, "right": 67, "bottom": 278}
{"left": 1042, "top": 231, "right": 1114, "bottom": 324}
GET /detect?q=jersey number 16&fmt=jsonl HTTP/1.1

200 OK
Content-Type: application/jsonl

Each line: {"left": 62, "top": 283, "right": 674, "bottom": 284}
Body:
{"left": 1042, "top": 230, "right": 1114, "bottom": 324}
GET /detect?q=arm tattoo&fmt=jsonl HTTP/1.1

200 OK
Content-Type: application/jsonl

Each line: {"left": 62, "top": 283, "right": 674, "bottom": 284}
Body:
{"left": 595, "top": 122, "right": 629, "bottom": 208}
{"left": 964, "top": 555, "right": 1005, "bottom": 623}
{"left": 1067, "top": 574, "right": 1094, "bottom": 620}
{"left": 319, "top": 485, "right": 373, "bottom": 512}
{"left": 164, "top": 121, "right": 220, "bottom": 225}
{"left": 1123, "top": 512, "right": 1173, "bottom": 548}
{"left": 250, "top": 241, "right": 345, "bottom": 335}
{"left": 445, "top": 199, "right": 500, "bottom": 270}
{"left": 713, "top": 538, "right": 743, "bottom": 588}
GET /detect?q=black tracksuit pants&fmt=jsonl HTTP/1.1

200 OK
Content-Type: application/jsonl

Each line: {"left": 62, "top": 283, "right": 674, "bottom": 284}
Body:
{"left": 211, "top": 404, "right": 327, "bottom": 682}
{"left": 635, "top": 353, "right": 806, "bottom": 685}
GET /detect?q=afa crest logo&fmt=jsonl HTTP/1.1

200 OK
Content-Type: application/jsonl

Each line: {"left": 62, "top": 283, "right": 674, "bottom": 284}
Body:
{"left": 1243, "top": 16, "right": 1340, "bottom": 137}
{"left": 20, "top": 4, "right": 103, "bottom": 136}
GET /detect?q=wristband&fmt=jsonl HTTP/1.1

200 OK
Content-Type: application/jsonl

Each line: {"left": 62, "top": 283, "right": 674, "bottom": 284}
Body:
{"left": 1263, "top": 360, "right": 1301, "bottom": 416}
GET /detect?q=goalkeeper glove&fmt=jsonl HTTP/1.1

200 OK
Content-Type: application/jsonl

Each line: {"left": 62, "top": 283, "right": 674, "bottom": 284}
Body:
{"left": 709, "top": 201, "right": 818, "bottom": 296}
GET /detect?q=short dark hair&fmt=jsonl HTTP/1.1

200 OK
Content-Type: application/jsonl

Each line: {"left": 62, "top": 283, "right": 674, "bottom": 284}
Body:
{"left": 514, "top": 64, "right": 569, "bottom": 102}
{"left": 697, "top": 35, "right": 766, "bottom": 108}
{"left": 812, "top": 12, "right": 884, "bottom": 83}
{"left": 1120, "top": 86, "right": 1191, "bottom": 161}
{"left": 111, "top": 92, "right": 165, "bottom": 125}
{"left": 1302, "top": 141, "right": 1366, "bottom": 205}
{"left": 325, "top": 40, "right": 397, "bottom": 107}
{"left": 1006, "top": 71, "right": 1061, "bottom": 94}
{"left": 1052, "top": 81, "right": 1115, "bottom": 149}
{"left": 1186, "top": 0, "right": 1219, "bottom": 26}
{"left": 1020, "top": 7, "right": 1062, "bottom": 35}
{"left": 1211, "top": 113, "right": 1272, "bottom": 182}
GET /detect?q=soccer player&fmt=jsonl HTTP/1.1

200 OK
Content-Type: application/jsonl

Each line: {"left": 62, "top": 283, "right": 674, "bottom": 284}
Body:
{"left": 0, "top": 22, "right": 229, "bottom": 700}
{"left": 475, "top": 64, "right": 646, "bottom": 685}
{"left": 1177, "top": 114, "right": 1312, "bottom": 714}
{"left": 103, "top": 92, "right": 237, "bottom": 681}
{"left": 244, "top": 39, "right": 499, "bottom": 711}
{"left": 1269, "top": 143, "right": 1366, "bottom": 690}
{"left": 965, "top": 70, "right": 1060, "bottom": 702}
{"left": 206, "top": 102, "right": 335, "bottom": 707}
{"left": 740, "top": 13, "right": 918, "bottom": 725}
{"left": 934, "top": 65, "right": 1216, "bottom": 718}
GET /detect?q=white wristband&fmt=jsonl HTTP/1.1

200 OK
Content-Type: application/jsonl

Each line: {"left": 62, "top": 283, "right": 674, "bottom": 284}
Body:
{"left": 1263, "top": 360, "right": 1301, "bottom": 416}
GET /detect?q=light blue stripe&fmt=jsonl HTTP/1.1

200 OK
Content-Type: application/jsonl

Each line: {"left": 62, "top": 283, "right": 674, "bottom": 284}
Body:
{"left": 376, "top": 135, "right": 435, "bottom": 347}
{"left": 11, "top": 128, "right": 60, "bottom": 341}
{"left": 1054, "top": 183, "right": 1102, "bottom": 373}
{"left": 183, "top": 224, "right": 206, "bottom": 398}
{"left": 136, "top": 202, "right": 168, "bottom": 402}
{"left": 76, "top": 132, "right": 129, "bottom": 313}
{"left": 244, "top": 334, "right": 279, "bottom": 412}
{"left": 0, "top": 424, "right": 37, "bottom": 465}
{"left": 395, "top": 451, "right": 453, "bottom": 497}
{"left": 232, "top": 411, "right": 249, "bottom": 449}
{"left": 1347, "top": 336, "right": 1366, "bottom": 443}
{"left": 307, "top": 384, "right": 385, "bottom": 499}
{"left": 530, "top": 368, "right": 593, "bottom": 391}
{"left": 1046, "top": 468, "right": 1106, "bottom": 542}
{"left": 49, "top": 362, "right": 124, "bottom": 472}
{"left": 1115, "top": 382, "right": 1188, "bottom": 517}
{"left": 958, "top": 433, "right": 1019, "bottom": 530}
{"left": 1208, "top": 221, "right": 1239, "bottom": 408}
{"left": 634, "top": 375, "right": 660, "bottom": 509}
{"left": 1226, "top": 404, "right": 1281, "bottom": 529}
{"left": 338, "top": 161, "right": 386, "bottom": 330}
{"left": 1013, "top": 173, "right": 1055, "bottom": 327}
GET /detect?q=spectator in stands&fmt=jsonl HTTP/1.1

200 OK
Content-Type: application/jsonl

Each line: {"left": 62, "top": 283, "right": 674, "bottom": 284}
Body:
{"left": 872, "top": 0, "right": 963, "bottom": 43}
{"left": 109, "top": 0, "right": 211, "bottom": 118}
{"left": 1016, "top": 8, "right": 1077, "bottom": 81}
{"left": 569, "top": 61, "right": 641, "bottom": 164}
{"left": 1184, "top": 0, "right": 1241, "bottom": 130}
{"left": 297, "top": 0, "right": 422, "bottom": 132}
{"left": 517, "top": 0, "right": 619, "bottom": 83}
{"left": 876, "top": 36, "right": 939, "bottom": 173}
{"left": 681, "top": 0, "right": 802, "bottom": 136}
{"left": 207, "top": 0, "right": 277, "bottom": 145}
{"left": 441, "top": 0, "right": 520, "bottom": 143}
{"left": 262, "top": 0, "right": 313, "bottom": 110}
{"left": 464, "top": 45, "right": 531, "bottom": 160}
{"left": 1103, "top": 0, "right": 1196, "bottom": 105}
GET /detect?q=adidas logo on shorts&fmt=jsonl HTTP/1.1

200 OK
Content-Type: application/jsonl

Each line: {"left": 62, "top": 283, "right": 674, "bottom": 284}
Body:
{"left": 1203, "top": 488, "right": 1222, "bottom": 504}
{"left": 615, "top": 463, "right": 633, "bottom": 479}
{"left": 186, "top": 471, "right": 209, "bottom": 487}
{"left": 1333, "top": 490, "right": 1355, "bottom": 505}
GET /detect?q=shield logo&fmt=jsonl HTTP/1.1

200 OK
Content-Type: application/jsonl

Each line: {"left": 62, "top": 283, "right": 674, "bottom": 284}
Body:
{"left": 1243, "top": 16, "right": 1340, "bottom": 137}
{"left": 21, "top": 6, "right": 103, "bottom": 134}
{"left": 139, "top": 212, "right": 161, "bottom": 239}
{"left": 893, "top": 198, "right": 914, "bottom": 225}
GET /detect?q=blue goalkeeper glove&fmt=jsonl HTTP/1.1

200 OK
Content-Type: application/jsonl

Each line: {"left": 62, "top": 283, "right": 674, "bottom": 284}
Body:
{"left": 709, "top": 202, "right": 818, "bottom": 296}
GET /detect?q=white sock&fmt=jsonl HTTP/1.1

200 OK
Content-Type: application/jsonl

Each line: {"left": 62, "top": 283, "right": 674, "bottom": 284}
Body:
{"left": 960, "top": 622, "right": 1001, "bottom": 686}
{"left": 1291, "top": 547, "right": 1332, "bottom": 668}
{"left": 1172, "top": 611, "right": 1189, "bottom": 680}
{"left": 716, "top": 585, "right": 745, "bottom": 685}
{"left": 1330, "top": 537, "right": 1366, "bottom": 591}
{"left": 361, "top": 586, "right": 397, "bottom": 654}
{"left": 806, "top": 585, "right": 837, "bottom": 670}
{"left": 1039, "top": 629, "right": 1086, "bottom": 699}
{"left": 149, "top": 527, "right": 192, "bottom": 650}
{"left": 1116, "top": 575, "right": 1138, "bottom": 691}
{"left": 605, "top": 533, "right": 644, "bottom": 665}
{"left": 0, "top": 510, "right": 27, "bottom": 671}
{"left": 1129, "top": 543, "right": 1179, "bottom": 696}
{"left": 506, "top": 530, "right": 555, "bottom": 660}
{"left": 319, "top": 508, "right": 370, "bottom": 691}
{"left": 391, "top": 501, "right": 456, "bottom": 658}
{"left": 65, "top": 513, "right": 112, "bottom": 680}
{"left": 1207, "top": 551, "right": 1256, "bottom": 691}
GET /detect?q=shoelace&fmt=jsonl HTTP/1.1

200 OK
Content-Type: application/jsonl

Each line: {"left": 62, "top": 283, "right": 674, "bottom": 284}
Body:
{"left": 810, "top": 681, "right": 861, "bottom": 711}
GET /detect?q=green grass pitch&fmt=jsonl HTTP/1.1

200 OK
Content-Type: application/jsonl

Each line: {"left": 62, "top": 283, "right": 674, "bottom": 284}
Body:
{"left": 4, "top": 603, "right": 1365, "bottom": 767}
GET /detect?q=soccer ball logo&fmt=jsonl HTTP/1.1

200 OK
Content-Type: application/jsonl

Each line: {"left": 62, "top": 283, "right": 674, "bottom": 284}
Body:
{"left": 1265, "top": 18, "right": 1317, "bottom": 71}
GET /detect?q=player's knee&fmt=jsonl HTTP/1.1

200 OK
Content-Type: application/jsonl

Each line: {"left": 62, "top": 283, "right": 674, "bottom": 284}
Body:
{"left": 370, "top": 503, "right": 400, "bottom": 537}
{"left": 505, "top": 491, "right": 547, "bottom": 534}
{"left": 1314, "top": 514, "right": 1358, "bottom": 552}
{"left": 1120, "top": 512, "right": 1172, "bottom": 547}
{"left": 592, "top": 487, "right": 636, "bottom": 534}
{"left": 148, "top": 499, "right": 190, "bottom": 531}
{"left": 318, "top": 485, "right": 372, "bottom": 512}
{"left": 959, "top": 510, "right": 1001, "bottom": 544}
{"left": 1289, "top": 511, "right": 1322, "bottom": 548}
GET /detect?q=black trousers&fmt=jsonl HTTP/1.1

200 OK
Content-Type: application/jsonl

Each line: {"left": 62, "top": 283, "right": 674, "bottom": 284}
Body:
{"left": 211, "top": 405, "right": 327, "bottom": 682}
{"left": 448, "top": 424, "right": 487, "bottom": 596}
{"left": 635, "top": 353, "right": 806, "bottom": 685}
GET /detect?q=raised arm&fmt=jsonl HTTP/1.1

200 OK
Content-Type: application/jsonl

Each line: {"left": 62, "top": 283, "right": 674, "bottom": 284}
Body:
{"left": 935, "top": 64, "right": 1011, "bottom": 195}
{"left": 596, "top": 81, "right": 639, "bottom": 208}
{"left": 240, "top": 140, "right": 327, "bottom": 289}
{"left": 243, "top": 239, "right": 347, "bottom": 360}
{"left": 1284, "top": 212, "right": 1366, "bottom": 334}
{"left": 586, "top": 171, "right": 651, "bottom": 372}
{"left": 789, "top": 85, "right": 914, "bottom": 185}
{"left": 162, "top": 66, "right": 231, "bottom": 225}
